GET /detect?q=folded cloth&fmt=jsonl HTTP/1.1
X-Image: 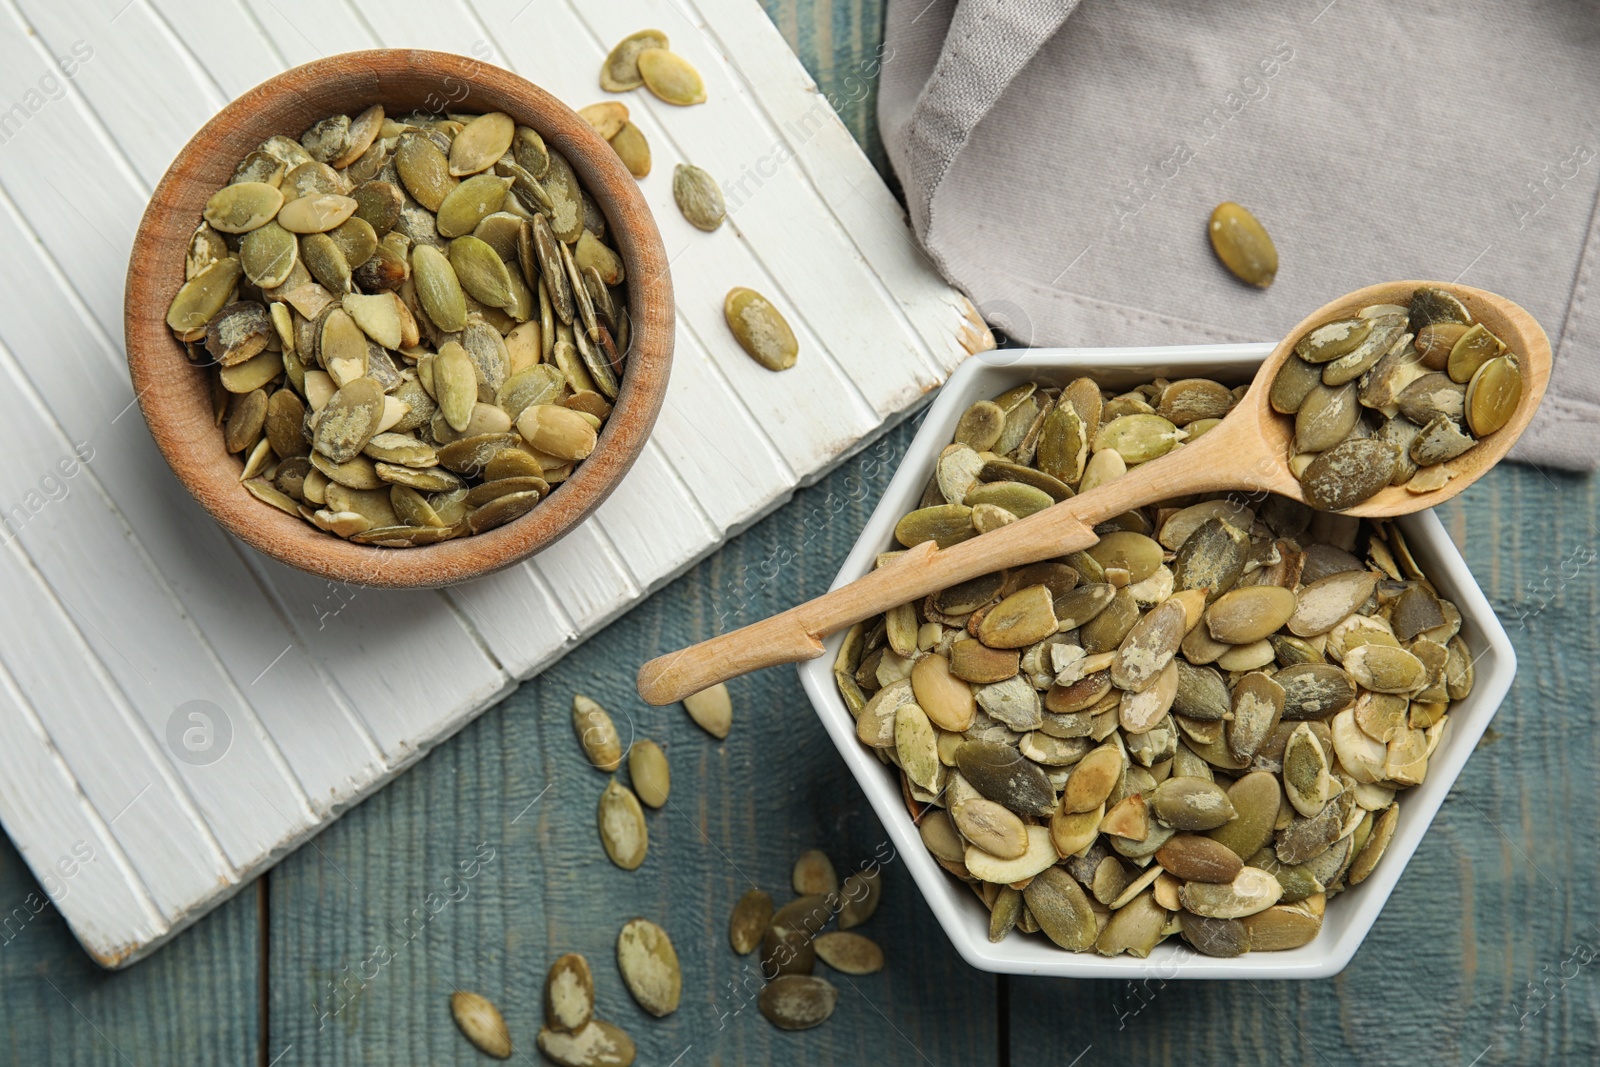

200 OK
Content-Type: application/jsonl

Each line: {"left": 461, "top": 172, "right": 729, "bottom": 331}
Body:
{"left": 879, "top": 0, "right": 1600, "bottom": 470}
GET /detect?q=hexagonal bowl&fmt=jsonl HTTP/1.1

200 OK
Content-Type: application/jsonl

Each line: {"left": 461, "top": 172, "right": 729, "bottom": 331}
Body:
{"left": 797, "top": 343, "right": 1515, "bottom": 979}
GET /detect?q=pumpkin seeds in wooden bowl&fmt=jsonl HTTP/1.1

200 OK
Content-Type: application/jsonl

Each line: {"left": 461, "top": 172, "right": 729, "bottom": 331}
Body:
{"left": 803, "top": 347, "right": 1514, "bottom": 978}
{"left": 130, "top": 51, "right": 672, "bottom": 588}
{"left": 163, "top": 104, "right": 633, "bottom": 553}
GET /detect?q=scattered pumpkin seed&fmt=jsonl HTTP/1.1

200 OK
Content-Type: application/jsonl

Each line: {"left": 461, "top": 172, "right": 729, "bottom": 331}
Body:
{"left": 725, "top": 286, "right": 798, "bottom": 370}
{"left": 673, "top": 163, "right": 725, "bottom": 231}
{"left": 598, "top": 779, "right": 648, "bottom": 870}
{"left": 637, "top": 47, "right": 707, "bottom": 106}
{"left": 615, "top": 918, "right": 680, "bottom": 1017}
{"left": 450, "top": 990, "right": 513, "bottom": 1059}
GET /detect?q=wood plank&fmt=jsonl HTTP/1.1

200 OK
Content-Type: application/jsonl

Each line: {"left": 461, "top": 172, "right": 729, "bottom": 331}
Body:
{"left": 13, "top": 0, "right": 226, "bottom": 190}
{"left": 445, "top": 562, "right": 576, "bottom": 679}
{"left": 0, "top": 658, "right": 166, "bottom": 959}
{"left": 0, "top": 536, "right": 227, "bottom": 923}
{"left": 0, "top": 9, "right": 143, "bottom": 340}
{"left": 0, "top": 831, "right": 259, "bottom": 1063}
{"left": 0, "top": 192, "right": 385, "bottom": 820}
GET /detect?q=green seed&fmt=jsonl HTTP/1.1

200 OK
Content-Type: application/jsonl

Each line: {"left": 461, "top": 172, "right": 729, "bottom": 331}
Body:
{"left": 724, "top": 286, "right": 798, "bottom": 370}
{"left": 673, "top": 163, "right": 725, "bottom": 231}
{"left": 637, "top": 47, "right": 707, "bottom": 105}
{"left": 1465, "top": 355, "right": 1522, "bottom": 436}
{"left": 1208, "top": 201, "right": 1277, "bottom": 287}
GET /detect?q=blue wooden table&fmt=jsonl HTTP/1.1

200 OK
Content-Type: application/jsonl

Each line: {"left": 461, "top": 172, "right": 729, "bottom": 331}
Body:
{"left": 3, "top": 4, "right": 1598, "bottom": 1064}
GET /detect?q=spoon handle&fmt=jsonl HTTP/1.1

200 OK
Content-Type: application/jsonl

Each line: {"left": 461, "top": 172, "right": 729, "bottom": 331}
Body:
{"left": 635, "top": 416, "right": 1268, "bottom": 705}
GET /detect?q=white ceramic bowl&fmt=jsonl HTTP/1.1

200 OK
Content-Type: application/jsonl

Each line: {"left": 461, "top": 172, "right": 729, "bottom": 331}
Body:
{"left": 797, "top": 343, "right": 1515, "bottom": 980}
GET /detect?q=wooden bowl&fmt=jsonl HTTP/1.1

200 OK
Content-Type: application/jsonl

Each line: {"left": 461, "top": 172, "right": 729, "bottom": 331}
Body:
{"left": 124, "top": 50, "right": 673, "bottom": 588}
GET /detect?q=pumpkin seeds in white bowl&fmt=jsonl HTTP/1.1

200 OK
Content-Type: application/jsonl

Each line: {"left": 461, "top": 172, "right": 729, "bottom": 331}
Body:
{"left": 798, "top": 344, "right": 1514, "bottom": 979}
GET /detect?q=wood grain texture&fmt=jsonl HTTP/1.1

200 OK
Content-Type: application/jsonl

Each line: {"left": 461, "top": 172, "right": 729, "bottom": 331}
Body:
{"left": 0, "top": 834, "right": 259, "bottom": 1064}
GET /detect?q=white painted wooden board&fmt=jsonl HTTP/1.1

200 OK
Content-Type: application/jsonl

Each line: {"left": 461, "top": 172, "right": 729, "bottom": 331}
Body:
{"left": 0, "top": 0, "right": 984, "bottom": 966}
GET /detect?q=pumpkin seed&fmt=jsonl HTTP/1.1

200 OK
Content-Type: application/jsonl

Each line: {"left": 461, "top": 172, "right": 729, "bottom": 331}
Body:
{"left": 956, "top": 740, "right": 1055, "bottom": 815}
{"left": 1207, "top": 201, "right": 1277, "bottom": 287}
{"left": 684, "top": 682, "right": 732, "bottom": 739}
{"left": 627, "top": 740, "right": 669, "bottom": 808}
{"left": 1155, "top": 833, "right": 1243, "bottom": 883}
{"left": 759, "top": 975, "right": 837, "bottom": 1031}
{"left": 449, "top": 112, "right": 515, "bottom": 177}
{"left": 673, "top": 163, "right": 725, "bottom": 230}
{"left": 450, "top": 235, "right": 514, "bottom": 308}
{"left": 572, "top": 694, "right": 623, "bottom": 771}
{"left": 168, "top": 257, "right": 243, "bottom": 333}
{"left": 814, "top": 931, "right": 883, "bottom": 975}
{"left": 203, "top": 182, "right": 283, "bottom": 233}
{"left": 609, "top": 122, "right": 651, "bottom": 178}
{"left": 729, "top": 888, "right": 773, "bottom": 954}
{"left": 615, "top": 918, "right": 680, "bottom": 1017}
{"left": 600, "top": 29, "right": 669, "bottom": 92}
{"left": 597, "top": 779, "right": 648, "bottom": 870}
{"left": 396, "top": 133, "right": 457, "bottom": 212}
{"left": 725, "top": 286, "right": 798, "bottom": 370}
{"left": 535, "top": 1021, "right": 636, "bottom": 1067}
{"left": 637, "top": 47, "right": 707, "bottom": 105}
{"left": 1023, "top": 867, "right": 1097, "bottom": 951}
{"left": 451, "top": 990, "right": 513, "bottom": 1059}
{"left": 1181, "top": 866, "right": 1283, "bottom": 918}
{"left": 1465, "top": 355, "right": 1522, "bottom": 436}
{"left": 544, "top": 953, "right": 594, "bottom": 1033}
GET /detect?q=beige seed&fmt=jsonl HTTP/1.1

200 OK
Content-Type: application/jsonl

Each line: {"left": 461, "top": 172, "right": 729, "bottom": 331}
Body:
{"left": 683, "top": 682, "right": 732, "bottom": 739}
{"left": 203, "top": 181, "right": 284, "bottom": 233}
{"left": 600, "top": 29, "right": 669, "bottom": 92}
{"left": 544, "top": 953, "right": 595, "bottom": 1033}
{"left": 572, "top": 694, "right": 623, "bottom": 771}
{"left": 609, "top": 122, "right": 651, "bottom": 179}
{"left": 450, "top": 990, "right": 513, "bottom": 1059}
{"left": 517, "top": 404, "right": 598, "bottom": 462}
{"left": 637, "top": 47, "right": 707, "bottom": 105}
{"left": 449, "top": 112, "right": 516, "bottom": 177}
{"left": 615, "top": 918, "right": 681, "bottom": 1017}
{"left": 535, "top": 1020, "right": 636, "bottom": 1067}
{"left": 628, "top": 740, "right": 670, "bottom": 808}
{"left": 597, "top": 779, "right": 648, "bottom": 870}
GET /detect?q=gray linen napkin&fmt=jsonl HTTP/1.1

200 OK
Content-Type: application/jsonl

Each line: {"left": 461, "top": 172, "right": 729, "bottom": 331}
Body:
{"left": 879, "top": 0, "right": 1600, "bottom": 470}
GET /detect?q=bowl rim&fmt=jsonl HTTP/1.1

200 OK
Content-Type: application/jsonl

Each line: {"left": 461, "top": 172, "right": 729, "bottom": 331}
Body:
{"left": 797, "top": 342, "right": 1516, "bottom": 980}
{"left": 123, "top": 49, "right": 674, "bottom": 588}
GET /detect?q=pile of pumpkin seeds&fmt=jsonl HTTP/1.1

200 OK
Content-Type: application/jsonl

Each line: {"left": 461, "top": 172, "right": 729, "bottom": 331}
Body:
{"left": 730, "top": 848, "right": 885, "bottom": 1030}
{"left": 834, "top": 375, "right": 1475, "bottom": 958}
{"left": 165, "top": 105, "right": 631, "bottom": 546}
{"left": 1273, "top": 286, "right": 1525, "bottom": 510}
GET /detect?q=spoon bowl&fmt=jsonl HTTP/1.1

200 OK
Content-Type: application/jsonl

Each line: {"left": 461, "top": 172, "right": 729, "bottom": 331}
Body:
{"left": 636, "top": 281, "right": 1548, "bottom": 704}
{"left": 1242, "top": 280, "right": 1550, "bottom": 517}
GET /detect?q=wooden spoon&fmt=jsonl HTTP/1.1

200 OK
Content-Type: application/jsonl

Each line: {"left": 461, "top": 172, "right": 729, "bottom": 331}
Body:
{"left": 636, "top": 281, "right": 1549, "bottom": 705}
